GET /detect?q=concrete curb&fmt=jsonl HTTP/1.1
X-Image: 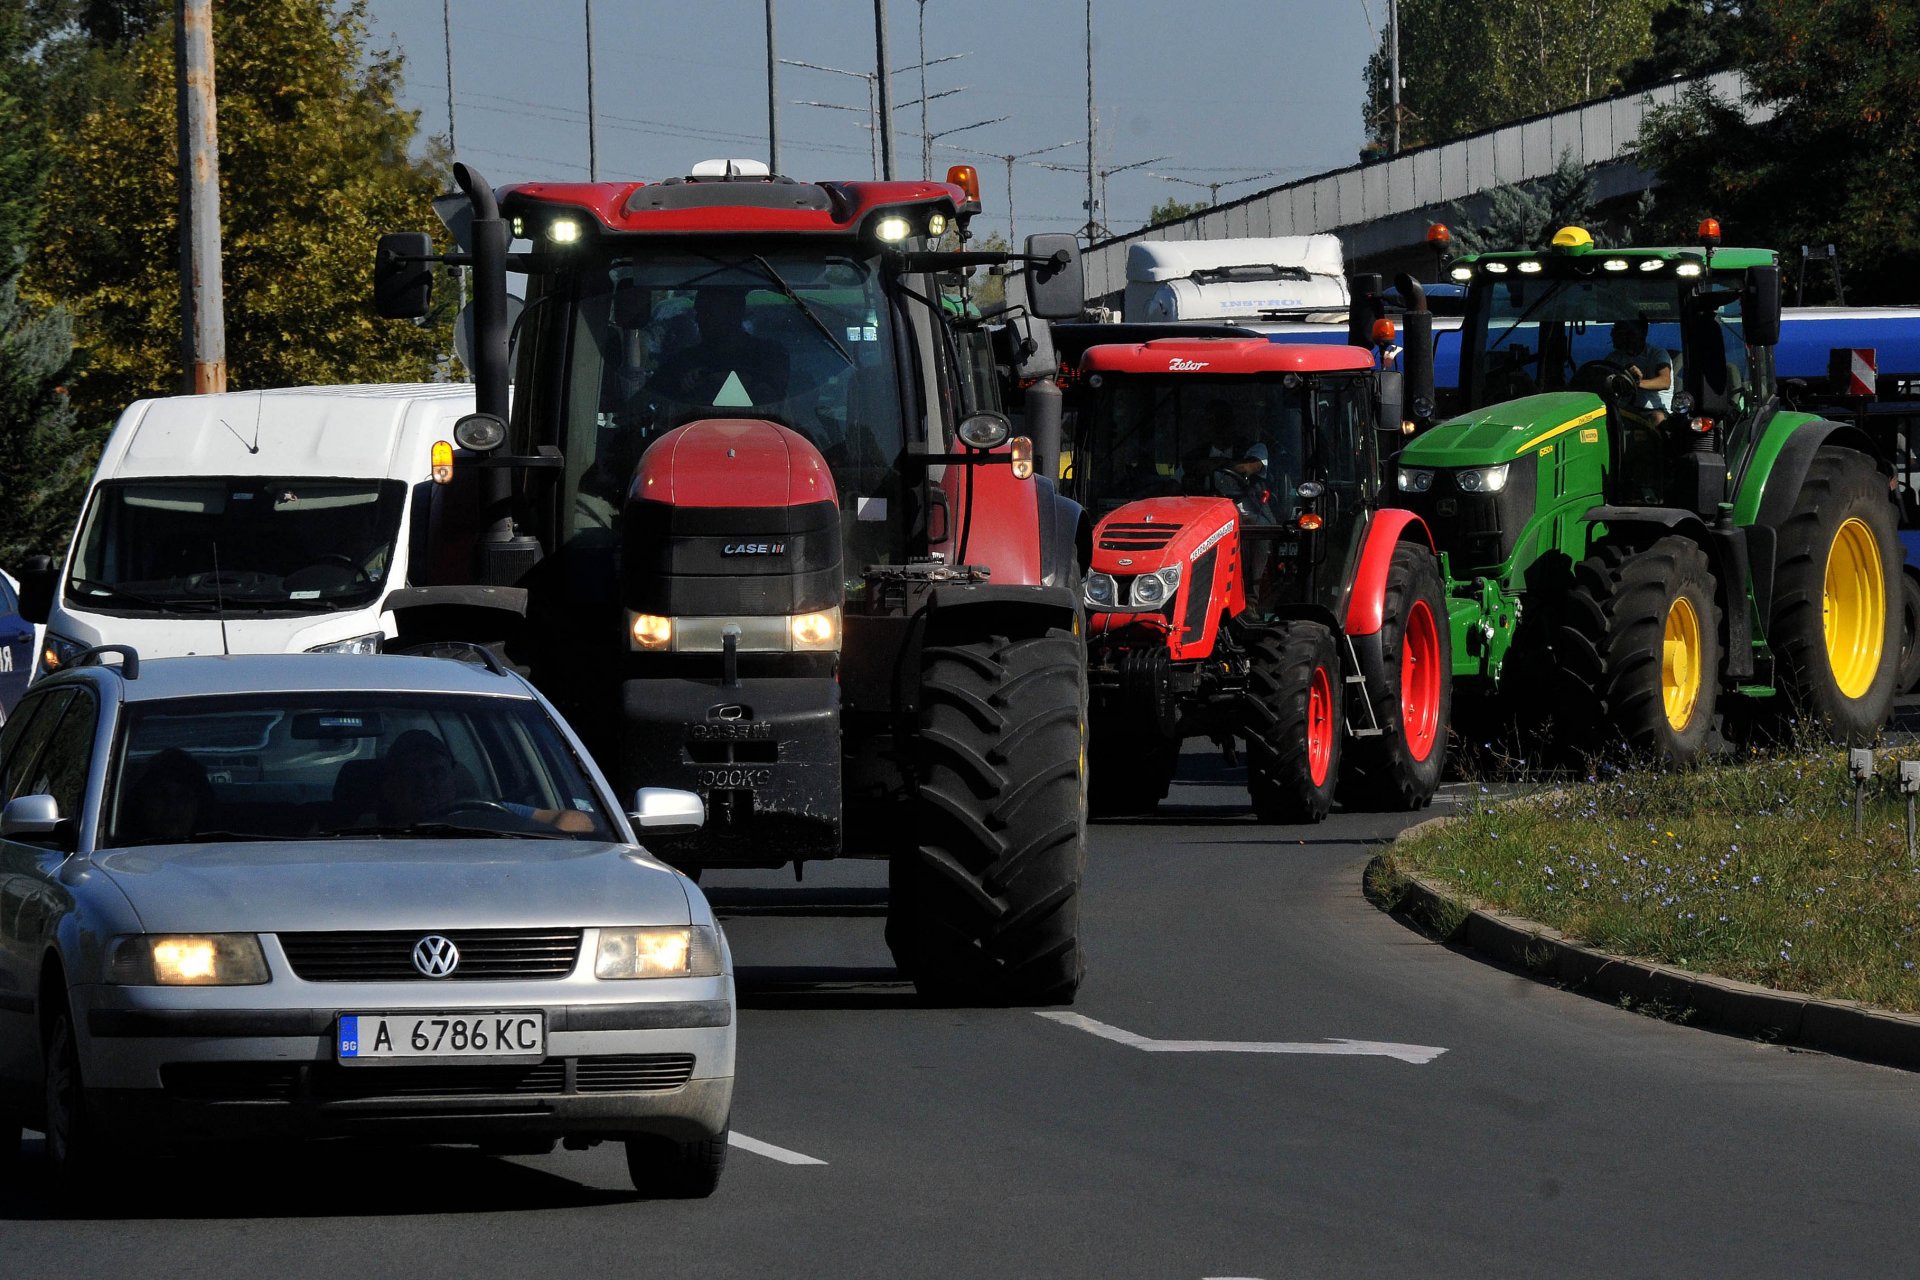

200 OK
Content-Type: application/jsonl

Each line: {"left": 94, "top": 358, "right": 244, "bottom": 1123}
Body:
{"left": 1366, "top": 817, "right": 1920, "bottom": 1072}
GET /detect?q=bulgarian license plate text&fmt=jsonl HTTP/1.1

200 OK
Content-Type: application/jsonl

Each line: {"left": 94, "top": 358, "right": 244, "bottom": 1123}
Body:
{"left": 337, "top": 1012, "right": 544, "bottom": 1062}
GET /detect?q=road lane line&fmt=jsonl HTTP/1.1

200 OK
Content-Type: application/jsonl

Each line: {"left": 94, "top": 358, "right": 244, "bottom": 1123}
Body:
{"left": 1037, "top": 1012, "right": 1447, "bottom": 1065}
{"left": 729, "top": 1131, "right": 828, "bottom": 1165}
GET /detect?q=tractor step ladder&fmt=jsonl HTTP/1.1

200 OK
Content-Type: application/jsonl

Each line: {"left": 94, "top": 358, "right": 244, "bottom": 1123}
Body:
{"left": 1342, "top": 634, "right": 1384, "bottom": 738}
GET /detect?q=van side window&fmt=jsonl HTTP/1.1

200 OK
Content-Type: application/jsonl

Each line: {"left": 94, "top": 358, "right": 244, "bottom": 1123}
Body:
{"left": 29, "top": 692, "right": 98, "bottom": 823}
{"left": 2, "top": 690, "right": 73, "bottom": 802}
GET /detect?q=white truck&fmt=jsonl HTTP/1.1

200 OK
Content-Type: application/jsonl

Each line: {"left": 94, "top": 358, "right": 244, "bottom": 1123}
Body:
{"left": 30, "top": 383, "right": 477, "bottom": 672}
{"left": 1123, "top": 235, "right": 1350, "bottom": 322}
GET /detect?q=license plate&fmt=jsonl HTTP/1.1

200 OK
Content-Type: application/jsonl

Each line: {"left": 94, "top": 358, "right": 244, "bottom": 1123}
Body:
{"left": 336, "top": 1011, "right": 545, "bottom": 1063}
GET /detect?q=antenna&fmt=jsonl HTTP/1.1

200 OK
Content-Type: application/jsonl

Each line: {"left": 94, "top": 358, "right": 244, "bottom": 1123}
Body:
{"left": 210, "top": 541, "right": 231, "bottom": 656}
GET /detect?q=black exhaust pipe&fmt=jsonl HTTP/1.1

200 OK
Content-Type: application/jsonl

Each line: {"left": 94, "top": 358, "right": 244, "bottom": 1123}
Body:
{"left": 1394, "top": 272, "right": 1435, "bottom": 425}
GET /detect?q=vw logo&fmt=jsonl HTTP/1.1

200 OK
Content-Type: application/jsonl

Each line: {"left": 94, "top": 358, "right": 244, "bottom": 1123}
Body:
{"left": 412, "top": 935, "right": 460, "bottom": 978}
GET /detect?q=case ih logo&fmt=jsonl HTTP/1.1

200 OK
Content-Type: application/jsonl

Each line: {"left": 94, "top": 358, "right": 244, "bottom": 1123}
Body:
{"left": 722, "top": 543, "right": 786, "bottom": 556}
{"left": 1168, "top": 358, "right": 1210, "bottom": 372}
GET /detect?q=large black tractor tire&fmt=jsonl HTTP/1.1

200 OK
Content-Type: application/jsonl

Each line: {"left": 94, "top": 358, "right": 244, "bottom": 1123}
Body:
{"left": 1896, "top": 572, "right": 1920, "bottom": 697}
{"left": 1769, "top": 447, "right": 1899, "bottom": 742}
{"left": 1088, "top": 705, "right": 1179, "bottom": 817}
{"left": 625, "top": 1128, "right": 728, "bottom": 1198}
{"left": 887, "top": 628, "right": 1087, "bottom": 1005}
{"left": 1340, "top": 544, "right": 1452, "bottom": 810}
{"left": 1556, "top": 534, "right": 1721, "bottom": 764}
{"left": 1247, "top": 621, "right": 1342, "bottom": 823}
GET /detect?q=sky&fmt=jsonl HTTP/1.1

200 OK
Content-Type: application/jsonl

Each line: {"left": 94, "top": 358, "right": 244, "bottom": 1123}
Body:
{"left": 359, "top": 0, "right": 1379, "bottom": 244}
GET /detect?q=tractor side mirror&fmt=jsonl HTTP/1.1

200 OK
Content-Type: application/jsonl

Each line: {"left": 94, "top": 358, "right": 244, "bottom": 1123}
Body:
{"left": 374, "top": 231, "right": 435, "bottom": 319}
{"left": 1024, "top": 234, "right": 1084, "bottom": 321}
{"left": 1744, "top": 264, "right": 1781, "bottom": 348}
{"left": 16, "top": 553, "right": 56, "bottom": 625}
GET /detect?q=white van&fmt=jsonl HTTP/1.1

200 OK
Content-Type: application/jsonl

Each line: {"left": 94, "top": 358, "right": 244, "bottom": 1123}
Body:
{"left": 1124, "top": 236, "right": 1350, "bottom": 322}
{"left": 36, "top": 384, "right": 475, "bottom": 671}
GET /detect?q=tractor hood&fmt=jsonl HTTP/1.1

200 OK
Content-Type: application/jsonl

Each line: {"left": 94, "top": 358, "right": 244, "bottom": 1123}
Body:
{"left": 1089, "top": 497, "right": 1239, "bottom": 579}
{"left": 1402, "top": 392, "right": 1607, "bottom": 468}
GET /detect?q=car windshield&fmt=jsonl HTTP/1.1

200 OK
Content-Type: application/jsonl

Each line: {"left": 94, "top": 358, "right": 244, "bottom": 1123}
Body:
{"left": 69, "top": 478, "right": 404, "bottom": 614}
{"left": 1072, "top": 374, "right": 1356, "bottom": 526}
{"left": 101, "top": 691, "right": 617, "bottom": 846}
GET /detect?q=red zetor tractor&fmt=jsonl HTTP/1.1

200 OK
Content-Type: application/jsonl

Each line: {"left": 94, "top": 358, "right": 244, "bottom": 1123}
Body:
{"left": 372, "top": 160, "right": 1092, "bottom": 1002}
{"left": 1064, "top": 330, "right": 1450, "bottom": 821}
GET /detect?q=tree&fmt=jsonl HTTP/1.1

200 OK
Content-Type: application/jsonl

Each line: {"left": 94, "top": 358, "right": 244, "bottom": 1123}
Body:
{"left": 1364, "top": 1, "right": 1665, "bottom": 150}
{"left": 1444, "top": 151, "right": 1651, "bottom": 253}
{"left": 28, "top": 0, "right": 452, "bottom": 429}
{"left": 1149, "top": 196, "right": 1206, "bottom": 227}
{"left": 1617, "top": 1, "right": 1750, "bottom": 91}
{"left": 1633, "top": 0, "right": 1920, "bottom": 302}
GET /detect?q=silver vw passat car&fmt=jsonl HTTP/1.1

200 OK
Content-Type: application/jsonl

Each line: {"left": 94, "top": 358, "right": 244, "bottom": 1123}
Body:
{"left": 0, "top": 648, "right": 733, "bottom": 1198}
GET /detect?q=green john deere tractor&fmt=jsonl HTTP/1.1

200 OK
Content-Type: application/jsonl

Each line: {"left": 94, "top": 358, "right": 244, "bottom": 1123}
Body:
{"left": 1392, "top": 224, "right": 1898, "bottom": 761}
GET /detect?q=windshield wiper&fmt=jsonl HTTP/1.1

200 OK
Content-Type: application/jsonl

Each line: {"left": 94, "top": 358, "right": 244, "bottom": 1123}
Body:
{"left": 68, "top": 577, "right": 216, "bottom": 614}
{"left": 749, "top": 254, "right": 857, "bottom": 369}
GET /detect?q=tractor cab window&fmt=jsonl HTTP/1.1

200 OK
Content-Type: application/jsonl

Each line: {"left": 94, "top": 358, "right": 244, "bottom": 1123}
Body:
{"left": 1073, "top": 374, "right": 1329, "bottom": 527}
{"left": 562, "top": 250, "right": 905, "bottom": 547}
{"left": 1465, "top": 274, "right": 1685, "bottom": 411}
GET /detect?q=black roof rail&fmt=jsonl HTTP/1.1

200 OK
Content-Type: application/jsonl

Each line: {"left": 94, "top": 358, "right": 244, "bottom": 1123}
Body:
{"left": 390, "top": 640, "right": 511, "bottom": 677}
{"left": 72, "top": 644, "right": 140, "bottom": 679}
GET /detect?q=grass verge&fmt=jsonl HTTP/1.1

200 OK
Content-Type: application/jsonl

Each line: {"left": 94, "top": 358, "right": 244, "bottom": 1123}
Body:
{"left": 1385, "top": 745, "right": 1920, "bottom": 1014}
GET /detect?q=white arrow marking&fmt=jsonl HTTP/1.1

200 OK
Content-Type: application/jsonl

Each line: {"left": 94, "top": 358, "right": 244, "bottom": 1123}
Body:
{"left": 728, "top": 1132, "right": 828, "bottom": 1165}
{"left": 1037, "top": 1012, "right": 1447, "bottom": 1065}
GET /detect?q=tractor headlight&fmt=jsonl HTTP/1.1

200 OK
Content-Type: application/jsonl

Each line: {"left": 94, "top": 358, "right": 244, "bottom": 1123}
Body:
{"left": 1128, "top": 564, "right": 1181, "bottom": 609}
{"left": 789, "top": 608, "right": 840, "bottom": 651}
{"left": 630, "top": 613, "right": 673, "bottom": 650}
{"left": 1084, "top": 572, "right": 1117, "bottom": 610}
{"left": 1397, "top": 468, "right": 1435, "bottom": 494}
{"left": 1455, "top": 464, "right": 1510, "bottom": 494}
{"left": 874, "top": 215, "right": 913, "bottom": 243}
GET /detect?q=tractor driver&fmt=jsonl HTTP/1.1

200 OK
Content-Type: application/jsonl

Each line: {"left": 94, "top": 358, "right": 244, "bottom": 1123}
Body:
{"left": 646, "top": 286, "right": 791, "bottom": 411}
{"left": 1183, "top": 400, "right": 1276, "bottom": 523}
{"left": 1603, "top": 316, "right": 1673, "bottom": 426}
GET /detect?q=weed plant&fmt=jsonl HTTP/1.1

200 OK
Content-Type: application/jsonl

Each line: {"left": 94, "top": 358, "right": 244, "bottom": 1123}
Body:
{"left": 1394, "top": 738, "right": 1920, "bottom": 1013}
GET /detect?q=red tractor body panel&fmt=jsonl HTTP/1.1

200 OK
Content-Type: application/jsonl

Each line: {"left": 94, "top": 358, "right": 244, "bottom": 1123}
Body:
{"left": 630, "top": 420, "right": 838, "bottom": 509}
{"left": 932, "top": 448, "right": 1045, "bottom": 586}
{"left": 1081, "top": 338, "right": 1377, "bottom": 377}
{"left": 502, "top": 179, "right": 966, "bottom": 236}
{"left": 1344, "top": 509, "right": 1435, "bottom": 637}
{"left": 1089, "top": 496, "right": 1244, "bottom": 662}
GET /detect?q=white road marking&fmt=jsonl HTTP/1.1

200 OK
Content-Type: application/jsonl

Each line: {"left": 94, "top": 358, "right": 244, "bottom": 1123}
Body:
{"left": 1037, "top": 1012, "right": 1447, "bottom": 1065}
{"left": 729, "top": 1131, "right": 828, "bottom": 1165}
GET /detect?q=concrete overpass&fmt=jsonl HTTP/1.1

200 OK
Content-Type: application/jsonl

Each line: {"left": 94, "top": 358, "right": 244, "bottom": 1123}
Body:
{"left": 1077, "top": 69, "right": 1764, "bottom": 314}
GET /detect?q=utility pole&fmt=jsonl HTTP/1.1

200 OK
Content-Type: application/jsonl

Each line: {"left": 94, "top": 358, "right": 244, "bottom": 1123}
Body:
{"left": 175, "top": 0, "right": 225, "bottom": 394}
{"left": 1085, "top": 0, "right": 1097, "bottom": 240}
{"left": 916, "top": 0, "right": 930, "bottom": 177}
{"left": 442, "top": 0, "right": 465, "bottom": 320}
{"left": 765, "top": 0, "right": 780, "bottom": 173}
{"left": 873, "top": 0, "right": 895, "bottom": 179}
{"left": 584, "top": 0, "right": 599, "bottom": 180}
{"left": 1388, "top": 0, "right": 1401, "bottom": 156}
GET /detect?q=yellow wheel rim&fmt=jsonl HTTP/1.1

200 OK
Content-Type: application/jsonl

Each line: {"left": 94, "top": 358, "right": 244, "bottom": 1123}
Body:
{"left": 1824, "top": 516, "right": 1885, "bottom": 699}
{"left": 1662, "top": 594, "right": 1702, "bottom": 732}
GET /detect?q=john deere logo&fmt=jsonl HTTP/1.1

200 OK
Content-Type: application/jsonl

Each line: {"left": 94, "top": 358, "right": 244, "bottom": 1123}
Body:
{"left": 722, "top": 543, "right": 786, "bottom": 556}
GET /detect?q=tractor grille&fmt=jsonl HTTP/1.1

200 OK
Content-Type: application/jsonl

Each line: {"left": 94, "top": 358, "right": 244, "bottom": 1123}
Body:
{"left": 160, "top": 1054, "right": 697, "bottom": 1102}
{"left": 1098, "top": 521, "right": 1183, "bottom": 552}
{"left": 277, "top": 930, "right": 583, "bottom": 982}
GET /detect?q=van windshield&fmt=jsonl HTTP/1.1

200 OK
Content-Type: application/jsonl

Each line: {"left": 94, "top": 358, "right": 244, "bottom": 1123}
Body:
{"left": 70, "top": 478, "right": 406, "bottom": 614}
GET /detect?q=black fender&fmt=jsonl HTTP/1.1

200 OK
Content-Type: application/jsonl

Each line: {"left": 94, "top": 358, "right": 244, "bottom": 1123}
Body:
{"left": 387, "top": 585, "right": 530, "bottom": 652}
{"left": 1749, "top": 418, "right": 1888, "bottom": 624}
{"left": 1032, "top": 476, "right": 1091, "bottom": 588}
{"left": 924, "top": 582, "right": 1082, "bottom": 641}
{"left": 1585, "top": 505, "right": 1756, "bottom": 681}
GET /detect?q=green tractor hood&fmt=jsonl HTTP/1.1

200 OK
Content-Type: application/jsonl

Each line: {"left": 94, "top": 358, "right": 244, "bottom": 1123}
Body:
{"left": 1401, "top": 391, "right": 1608, "bottom": 468}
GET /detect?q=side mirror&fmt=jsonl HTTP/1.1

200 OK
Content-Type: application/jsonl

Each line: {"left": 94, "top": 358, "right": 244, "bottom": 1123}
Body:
{"left": 1744, "top": 264, "right": 1781, "bottom": 348}
{"left": 1023, "top": 234, "right": 1084, "bottom": 321}
{"left": 374, "top": 231, "right": 435, "bottom": 319}
{"left": 628, "top": 787, "right": 705, "bottom": 836}
{"left": 2, "top": 794, "right": 67, "bottom": 846}
{"left": 17, "top": 553, "right": 56, "bottom": 625}
{"left": 452, "top": 412, "right": 508, "bottom": 453}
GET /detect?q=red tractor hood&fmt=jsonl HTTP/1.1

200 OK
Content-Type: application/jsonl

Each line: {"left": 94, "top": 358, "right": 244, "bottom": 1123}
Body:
{"left": 1090, "top": 496, "right": 1240, "bottom": 578}
{"left": 629, "top": 419, "right": 838, "bottom": 509}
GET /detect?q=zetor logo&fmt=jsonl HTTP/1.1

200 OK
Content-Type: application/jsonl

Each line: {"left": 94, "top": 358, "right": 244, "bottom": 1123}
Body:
{"left": 1168, "top": 358, "right": 1211, "bottom": 372}
{"left": 722, "top": 543, "right": 786, "bottom": 556}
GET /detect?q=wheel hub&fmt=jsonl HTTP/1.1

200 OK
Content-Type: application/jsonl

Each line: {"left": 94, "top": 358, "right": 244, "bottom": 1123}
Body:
{"left": 1662, "top": 594, "right": 1702, "bottom": 732}
{"left": 1824, "top": 516, "right": 1885, "bottom": 700}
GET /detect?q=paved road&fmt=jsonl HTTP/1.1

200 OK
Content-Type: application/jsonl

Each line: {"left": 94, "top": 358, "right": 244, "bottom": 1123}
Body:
{"left": 6, "top": 747, "right": 1920, "bottom": 1278}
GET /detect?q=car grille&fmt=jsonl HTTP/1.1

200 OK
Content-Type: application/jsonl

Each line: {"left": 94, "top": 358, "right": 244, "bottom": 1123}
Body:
{"left": 277, "top": 929, "right": 583, "bottom": 982}
{"left": 160, "top": 1054, "right": 697, "bottom": 1102}
{"left": 1098, "top": 521, "right": 1182, "bottom": 552}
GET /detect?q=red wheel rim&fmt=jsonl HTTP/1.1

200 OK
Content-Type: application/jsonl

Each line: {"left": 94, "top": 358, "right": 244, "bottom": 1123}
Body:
{"left": 1400, "top": 599, "right": 1441, "bottom": 762}
{"left": 1307, "top": 665, "right": 1334, "bottom": 786}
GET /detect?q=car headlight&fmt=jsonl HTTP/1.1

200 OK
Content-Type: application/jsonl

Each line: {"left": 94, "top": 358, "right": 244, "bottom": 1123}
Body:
{"left": 1455, "top": 464, "right": 1510, "bottom": 493}
{"left": 1397, "top": 468, "right": 1435, "bottom": 494}
{"left": 39, "top": 631, "right": 85, "bottom": 675}
{"left": 306, "top": 631, "right": 384, "bottom": 655}
{"left": 108, "top": 934, "right": 270, "bottom": 986}
{"left": 594, "top": 925, "right": 724, "bottom": 979}
{"left": 1084, "top": 572, "right": 1117, "bottom": 610}
{"left": 1128, "top": 564, "right": 1181, "bottom": 609}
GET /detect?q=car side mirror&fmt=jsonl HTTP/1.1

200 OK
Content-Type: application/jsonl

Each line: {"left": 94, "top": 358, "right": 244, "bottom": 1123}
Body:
{"left": 1023, "top": 233, "right": 1084, "bottom": 321}
{"left": 2, "top": 795, "right": 69, "bottom": 847}
{"left": 374, "top": 231, "right": 435, "bottom": 319}
{"left": 17, "top": 553, "right": 56, "bottom": 625}
{"left": 628, "top": 787, "right": 705, "bottom": 836}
